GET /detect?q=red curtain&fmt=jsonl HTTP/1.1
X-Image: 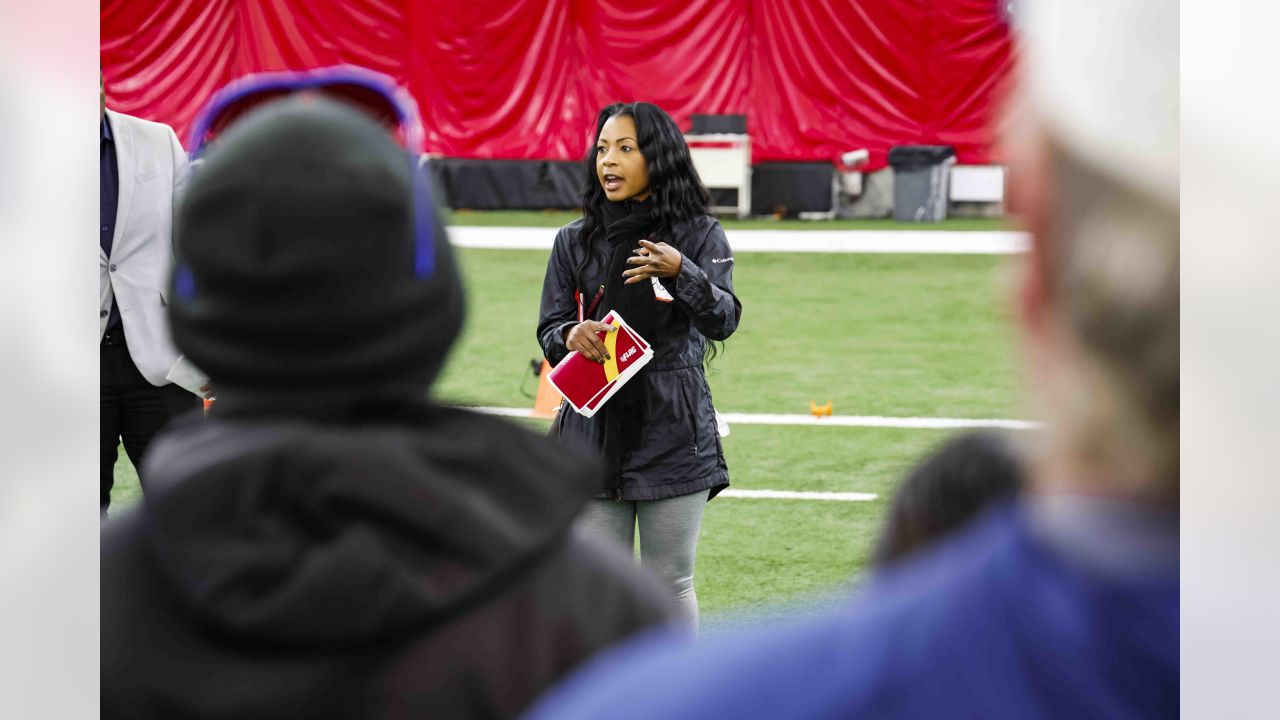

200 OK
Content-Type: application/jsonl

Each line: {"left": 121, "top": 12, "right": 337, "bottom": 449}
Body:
{"left": 101, "top": 0, "right": 1012, "bottom": 171}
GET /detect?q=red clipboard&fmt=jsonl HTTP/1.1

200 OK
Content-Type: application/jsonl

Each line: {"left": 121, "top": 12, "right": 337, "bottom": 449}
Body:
{"left": 547, "top": 311, "right": 653, "bottom": 418}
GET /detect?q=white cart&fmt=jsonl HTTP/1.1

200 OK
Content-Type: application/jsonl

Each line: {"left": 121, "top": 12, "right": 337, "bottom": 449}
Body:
{"left": 685, "top": 133, "right": 751, "bottom": 218}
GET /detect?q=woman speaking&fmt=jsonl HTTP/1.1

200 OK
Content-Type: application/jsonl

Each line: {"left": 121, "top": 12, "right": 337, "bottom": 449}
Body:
{"left": 536, "top": 102, "right": 742, "bottom": 629}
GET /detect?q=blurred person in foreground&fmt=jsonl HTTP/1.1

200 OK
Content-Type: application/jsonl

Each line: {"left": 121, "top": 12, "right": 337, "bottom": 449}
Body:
{"left": 100, "top": 71, "right": 206, "bottom": 514}
{"left": 525, "top": 1, "right": 1179, "bottom": 717}
{"left": 100, "top": 96, "right": 675, "bottom": 719}
{"left": 872, "top": 429, "right": 1024, "bottom": 568}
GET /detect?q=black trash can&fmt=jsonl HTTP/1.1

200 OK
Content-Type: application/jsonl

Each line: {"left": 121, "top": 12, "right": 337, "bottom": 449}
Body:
{"left": 887, "top": 145, "right": 956, "bottom": 223}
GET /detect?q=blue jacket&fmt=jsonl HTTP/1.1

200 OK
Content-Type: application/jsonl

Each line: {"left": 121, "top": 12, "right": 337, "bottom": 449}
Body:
{"left": 525, "top": 500, "right": 1179, "bottom": 719}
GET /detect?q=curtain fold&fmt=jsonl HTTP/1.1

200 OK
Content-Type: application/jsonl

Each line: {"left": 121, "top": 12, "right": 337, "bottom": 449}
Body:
{"left": 101, "top": 0, "right": 1012, "bottom": 170}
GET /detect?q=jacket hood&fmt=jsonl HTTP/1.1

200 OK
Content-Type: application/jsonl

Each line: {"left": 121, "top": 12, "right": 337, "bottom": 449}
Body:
{"left": 137, "top": 405, "right": 599, "bottom": 646}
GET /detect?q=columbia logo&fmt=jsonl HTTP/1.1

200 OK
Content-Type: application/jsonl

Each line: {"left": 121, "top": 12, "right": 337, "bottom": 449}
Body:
{"left": 711, "top": 257, "right": 734, "bottom": 264}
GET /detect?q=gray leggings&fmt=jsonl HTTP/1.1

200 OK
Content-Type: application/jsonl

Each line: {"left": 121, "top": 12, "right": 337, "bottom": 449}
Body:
{"left": 577, "top": 490, "right": 710, "bottom": 630}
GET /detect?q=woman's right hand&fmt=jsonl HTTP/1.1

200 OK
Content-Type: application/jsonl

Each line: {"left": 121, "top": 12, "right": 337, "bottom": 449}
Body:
{"left": 564, "top": 321, "right": 617, "bottom": 364}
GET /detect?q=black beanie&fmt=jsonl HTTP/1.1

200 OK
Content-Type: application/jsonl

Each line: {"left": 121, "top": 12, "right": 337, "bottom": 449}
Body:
{"left": 169, "top": 97, "right": 464, "bottom": 397}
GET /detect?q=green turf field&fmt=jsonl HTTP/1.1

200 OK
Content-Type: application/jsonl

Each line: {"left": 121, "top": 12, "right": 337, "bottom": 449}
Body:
{"left": 110, "top": 239, "right": 1021, "bottom": 623}
{"left": 448, "top": 209, "right": 1009, "bottom": 232}
{"left": 435, "top": 247, "right": 1020, "bottom": 418}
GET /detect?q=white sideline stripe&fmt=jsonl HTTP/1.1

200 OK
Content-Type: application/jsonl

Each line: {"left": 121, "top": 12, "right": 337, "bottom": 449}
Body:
{"left": 717, "top": 412, "right": 1037, "bottom": 430}
{"left": 468, "top": 406, "right": 1037, "bottom": 430}
{"left": 719, "top": 489, "right": 878, "bottom": 502}
{"left": 448, "top": 225, "right": 1028, "bottom": 254}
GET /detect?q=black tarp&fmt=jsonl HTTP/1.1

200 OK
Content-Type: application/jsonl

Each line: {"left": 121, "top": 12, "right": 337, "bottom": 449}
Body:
{"left": 750, "top": 162, "right": 834, "bottom": 216}
{"left": 433, "top": 158, "right": 581, "bottom": 210}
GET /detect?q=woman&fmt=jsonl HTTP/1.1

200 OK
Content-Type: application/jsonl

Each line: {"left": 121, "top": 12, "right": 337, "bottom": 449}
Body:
{"left": 536, "top": 102, "right": 742, "bottom": 628}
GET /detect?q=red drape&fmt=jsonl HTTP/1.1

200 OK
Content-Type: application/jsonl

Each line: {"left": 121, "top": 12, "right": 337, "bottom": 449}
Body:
{"left": 101, "top": 0, "right": 1013, "bottom": 170}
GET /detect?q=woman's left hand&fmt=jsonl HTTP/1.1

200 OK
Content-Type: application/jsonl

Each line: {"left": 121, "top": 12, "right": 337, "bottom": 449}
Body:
{"left": 622, "top": 239, "right": 682, "bottom": 284}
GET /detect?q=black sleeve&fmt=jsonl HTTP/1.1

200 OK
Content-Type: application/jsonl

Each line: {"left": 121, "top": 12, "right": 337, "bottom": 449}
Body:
{"left": 537, "top": 225, "right": 582, "bottom": 366}
{"left": 662, "top": 219, "right": 742, "bottom": 341}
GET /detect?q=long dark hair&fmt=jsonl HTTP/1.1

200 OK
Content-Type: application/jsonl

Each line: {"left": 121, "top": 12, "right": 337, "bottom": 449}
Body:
{"left": 577, "top": 102, "right": 722, "bottom": 366}
{"left": 579, "top": 102, "right": 709, "bottom": 248}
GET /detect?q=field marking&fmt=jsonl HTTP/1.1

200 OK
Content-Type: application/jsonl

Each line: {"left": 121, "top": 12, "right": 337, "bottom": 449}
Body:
{"left": 716, "top": 412, "right": 1036, "bottom": 430}
{"left": 448, "top": 225, "right": 1028, "bottom": 254}
{"left": 469, "top": 406, "right": 1037, "bottom": 430}
{"left": 719, "top": 489, "right": 878, "bottom": 502}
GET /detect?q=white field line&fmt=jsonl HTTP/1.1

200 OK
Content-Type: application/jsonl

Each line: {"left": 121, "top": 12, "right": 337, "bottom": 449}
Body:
{"left": 469, "top": 406, "right": 1037, "bottom": 430}
{"left": 717, "top": 412, "right": 1037, "bottom": 430}
{"left": 448, "top": 225, "right": 1028, "bottom": 254}
{"left": 719, "top": 489, "right": 878, "bottom": 502}
{"left": 467, "top": 406, "right": 981, "bottom": 502}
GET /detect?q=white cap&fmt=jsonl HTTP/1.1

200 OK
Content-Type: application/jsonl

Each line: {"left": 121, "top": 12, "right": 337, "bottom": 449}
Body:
{"left": 1020, "top": 0, "right": 1179, "bottom": 207}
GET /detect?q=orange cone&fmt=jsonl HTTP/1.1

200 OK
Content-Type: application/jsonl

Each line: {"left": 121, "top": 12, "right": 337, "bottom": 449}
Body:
{"left": 532, "top": 360, "right": 564, "bottom": 418}
{"left": 810, "top": 400, "right": 833, "bottom": 417}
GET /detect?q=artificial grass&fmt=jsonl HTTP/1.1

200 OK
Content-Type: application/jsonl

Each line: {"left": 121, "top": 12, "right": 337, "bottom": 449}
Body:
{"left": 712, "top": 252, "right": 1020, "bottom": 418}
{"left": 108, "top": 446, "right": 142, "bottom": 510}
{"left": 720, "top": 425, "right": 952, "bottom": 496}
{"left": 695, "top": 425, "right": 952, "bottom": 617}
{"left": 435, "top": 248, "right": 1021, "bottom": 419}
{"left": 696, "top": 499, "right": 876, "bottom": 617}
{"left": 447, "top": 209, "right": 1010, "bottom": 232}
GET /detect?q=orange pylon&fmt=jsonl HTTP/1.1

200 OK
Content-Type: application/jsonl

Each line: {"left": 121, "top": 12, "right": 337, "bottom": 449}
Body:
{"left": 532, "top": 360, "right": 564, "bottom": 418}
{"left": 810, "top": 400, "right": 833, "bottom": 417}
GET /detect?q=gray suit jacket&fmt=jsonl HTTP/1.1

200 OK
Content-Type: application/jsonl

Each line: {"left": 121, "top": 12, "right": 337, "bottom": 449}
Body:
{"left": 100, "top": 109, "right": 193, "bottom": 387}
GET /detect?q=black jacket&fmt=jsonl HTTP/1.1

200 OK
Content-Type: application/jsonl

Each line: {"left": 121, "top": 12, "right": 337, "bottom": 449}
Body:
{"left": 101, "top": 402, "right": 676, "bottom": 719}
{"left": 536, "top": 213, "right": 742, "bottom": 501}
